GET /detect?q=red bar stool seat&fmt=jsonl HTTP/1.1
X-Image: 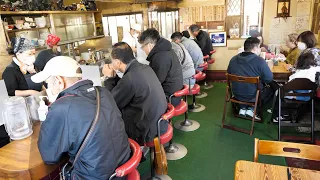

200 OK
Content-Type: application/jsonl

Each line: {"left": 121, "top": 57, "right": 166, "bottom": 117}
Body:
{"left": 144, "top": 104, "right": 174, "bottom": 179}
{"left": 145, "top": 125, "right": 173, "bottom": 147}
{"left": 194, "top": 69, "right": 208, "bottom": 99}
{"left": 201, "top": 55, "right": 214, "bottom": 90}
{"left": 189, "top": 72, "right": 206, "bottom": 113}
{"left": 109, "top": 139, "right": 142, "bottom": 180}
{"left": 173, "top": 85, "right": 200, "bottom": 132}
{"left": 207, "top": 58, "right": 215, "bottom": 64}
{"left": 210, "top": 50, "right": 216, "bottom": 54}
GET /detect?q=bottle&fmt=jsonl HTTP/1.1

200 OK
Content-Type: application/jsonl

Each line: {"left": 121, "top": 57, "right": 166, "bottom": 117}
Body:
{"left": 38, "top": 96, "right": 48, "bottom": 122}
{"left": 25, "top": 96, "right": 39, "bottom": 121}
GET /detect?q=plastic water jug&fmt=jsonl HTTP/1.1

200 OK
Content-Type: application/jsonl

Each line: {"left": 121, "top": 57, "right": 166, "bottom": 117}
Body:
{"left": 2, "top": 97, "right": 33, "bottom": 140}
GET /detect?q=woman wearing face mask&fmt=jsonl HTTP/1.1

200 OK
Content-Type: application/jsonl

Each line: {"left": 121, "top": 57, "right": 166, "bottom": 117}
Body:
{"left": 297, "top": 31, "right": 320, "bottom": 66}
{"left": 281, "top": 33, "right": 300, "bottom": 66}
{"left": 2, "top": 38, "right": 39, "bottom": 96}
{"left": 34, "top": 34, "right": 61, "bottom": 72}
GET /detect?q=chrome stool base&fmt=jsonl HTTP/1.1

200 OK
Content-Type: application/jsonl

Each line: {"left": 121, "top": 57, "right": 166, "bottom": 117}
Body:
{"left": 196, "top": 92, "right": 208, "bottom": 98}
{"left": 165, "top": 143, "right": 187, "bottom": 160}
{"left": 174, "top": 119, "right": 200, "bottom": 132}
{"left": 188, "top": 104, "right": 206, "bottom": 113}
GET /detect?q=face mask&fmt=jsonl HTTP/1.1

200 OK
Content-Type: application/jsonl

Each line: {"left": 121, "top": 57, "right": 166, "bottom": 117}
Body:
{"left": 111, "top": 60, "right": 124, "bottom": 78}
{"left": 46, "top": 88, "right": 59, "bottom": 103}
{"left": 254, "top": 48, "right": 261, "bottom": 56}
{"left": 133, "top": 33, "right": 139, "bottom": 38}
{"left": 23, "top": 55, "right": 35, "bottom": 66}
{"left": 298, "top": 42, "right": 307, "bottom": 50}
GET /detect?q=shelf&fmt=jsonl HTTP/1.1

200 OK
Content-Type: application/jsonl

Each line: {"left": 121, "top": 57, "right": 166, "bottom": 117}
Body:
{"left": 58, "top": 35, "right": 105, "bottom": 45}
{"left": 6, "top": 27, "right": 50, "bottom": 33}
{"left": 0, "top": 11, "right": 100, "bottom": 15}
{"left": 55, "top": 23, "right": 94, "bottom": 28}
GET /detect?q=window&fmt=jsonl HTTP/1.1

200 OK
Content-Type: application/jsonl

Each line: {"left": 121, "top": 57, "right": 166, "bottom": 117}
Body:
{"left": 148, "top": 10, "right": 179, "bottom": 40}
{"left": 102, "top": 13, "right": 143, "bottom": 44}
{"left": 226, "top": 0, "right": 264, "bottom": 38}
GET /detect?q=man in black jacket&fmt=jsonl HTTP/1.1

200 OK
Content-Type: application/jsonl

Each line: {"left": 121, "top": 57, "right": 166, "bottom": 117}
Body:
{"left": 103, "top": 42, "right": 168, "bottom": 145}
{"left": 31, "top": 56, "right": 130, "bottom": 180}
{"left": 138, "top": 28, "right": 183, "bottom": 106}
{"left": 189, "top": 24, "right": 213, "bottom": 56}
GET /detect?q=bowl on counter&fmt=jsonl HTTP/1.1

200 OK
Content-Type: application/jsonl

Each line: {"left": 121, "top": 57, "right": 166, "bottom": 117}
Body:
{"left": 38, "top": 39, "right": 45, "bottom": 46}
{"left": 35, "top": 17, "right": 46, "bottom": 28}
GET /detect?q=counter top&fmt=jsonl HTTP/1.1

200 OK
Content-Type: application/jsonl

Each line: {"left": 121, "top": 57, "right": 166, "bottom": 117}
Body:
{"left": 0, "top": 122, "right": 66, "bottom": 179}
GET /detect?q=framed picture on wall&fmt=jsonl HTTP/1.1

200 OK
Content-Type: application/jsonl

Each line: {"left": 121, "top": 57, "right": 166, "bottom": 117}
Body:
{"left": 276, "top": 0, "right": 290, "bottom": 18}
{"left": 209, "top": 32, "right": 227, "bottom": 47}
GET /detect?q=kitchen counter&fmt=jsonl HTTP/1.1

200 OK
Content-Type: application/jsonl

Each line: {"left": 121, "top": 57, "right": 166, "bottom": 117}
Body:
{"left": 0, "top": 122, "right": 67, "bottom": 180}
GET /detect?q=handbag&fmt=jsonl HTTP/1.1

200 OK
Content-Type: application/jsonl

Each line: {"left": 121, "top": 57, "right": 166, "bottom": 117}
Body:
{"left": 60, "top": 87, "right": 101, "bottom": 180}
{"left": 153, "top": 137, "right": 168, "bottom": 175}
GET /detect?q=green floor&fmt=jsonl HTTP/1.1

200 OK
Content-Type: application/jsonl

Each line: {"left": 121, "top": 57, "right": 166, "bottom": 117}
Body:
{"left": 138, "top": 82, "right": 286, "bottom": 180}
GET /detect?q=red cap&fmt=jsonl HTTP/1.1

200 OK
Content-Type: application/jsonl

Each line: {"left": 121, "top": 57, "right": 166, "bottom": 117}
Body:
{"left": 46, "top": 34, "right": 60, "bottom": 47}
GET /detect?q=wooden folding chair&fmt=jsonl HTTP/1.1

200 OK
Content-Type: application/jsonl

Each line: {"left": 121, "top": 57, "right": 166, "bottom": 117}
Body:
{"left": 222, "top": 73, "right": 262, "bottom": 135}
{"left": 254, "top": 138, "right": 320, "bottom": 162}
{"left": 278, "top": 78, "right": 318, "bottom": 144}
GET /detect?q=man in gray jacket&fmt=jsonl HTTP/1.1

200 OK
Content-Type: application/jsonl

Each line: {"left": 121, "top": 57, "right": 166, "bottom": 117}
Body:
{"left": 171, "top": 32, "right": 204, "bottom": 69}
{"left": 171, "top": 42, "right": 196, "bottom": 87}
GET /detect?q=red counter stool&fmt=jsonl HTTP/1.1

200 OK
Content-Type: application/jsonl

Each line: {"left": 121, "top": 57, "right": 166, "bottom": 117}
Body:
{"left": 109, "top": 139, "right": 142, "bottom": 180}
{"left": 210, "top": 50, "right": 216, "bottom": 55}
{"left": 189, "top": 71, "right": 206, "bottom": 113}
{"left": 194, "top": 67, "right": 208, "bottom": 99}
{"left": 164, "top": 87, "right": 190, "bottom": 160}
{"left": 173, "top": 85, "right": 200, "bottom": 132}
{"left": 204, "top": 51, "right": 216, "bottom": 89}
{"left": 145, "top": 104, "right": 174, "bottom": 180}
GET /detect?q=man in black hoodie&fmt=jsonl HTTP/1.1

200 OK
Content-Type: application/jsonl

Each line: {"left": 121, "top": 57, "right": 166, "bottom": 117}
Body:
{"left": 139, "top": 28, "right": 183, "bottom": 106}
{"left": 227, "top": 37, "right": 273, "bottom": 118}
{"left": 189, "top": 24, "right": 213, "bottom": 56}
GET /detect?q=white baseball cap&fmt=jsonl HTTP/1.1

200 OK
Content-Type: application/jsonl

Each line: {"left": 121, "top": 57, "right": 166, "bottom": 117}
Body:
{"left": 31, "top": 56, "right": 82, "bottom": 83}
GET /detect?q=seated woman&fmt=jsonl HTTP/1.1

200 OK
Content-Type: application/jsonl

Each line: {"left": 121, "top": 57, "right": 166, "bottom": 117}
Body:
{"left": 281, "top": 33, "right": 300, "bottom": 66}
{"left": 297, "top": 31, "right": 320, "bottom": 65}
{"left": 2, "top": 38, "right": 39, "bottom": 97}
{"left": 272, "top": 52, "right": 320, "bottom": 122}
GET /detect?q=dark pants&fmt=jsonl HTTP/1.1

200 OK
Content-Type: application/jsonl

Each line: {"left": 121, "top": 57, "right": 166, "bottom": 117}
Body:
{"left": 0, "top": 125, "right": 9, "bottom": 148}
{"left": 237, "top": 85, "right": 275, "bottom": 113}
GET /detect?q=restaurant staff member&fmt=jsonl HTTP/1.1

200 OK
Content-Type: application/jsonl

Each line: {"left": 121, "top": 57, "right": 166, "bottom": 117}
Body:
{"left": 34, "top": 34, "right": 61, "bottom": 71}
{"left": 2, "top": 37, "right": 39, "bottom": 96}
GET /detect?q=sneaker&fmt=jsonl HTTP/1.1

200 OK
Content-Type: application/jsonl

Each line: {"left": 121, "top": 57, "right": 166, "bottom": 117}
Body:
{"left": 272, "top": 115, "right": 290, "bottom": 123}
{"left": 239, "top": 109, "right": 246, "bottom": 116}
{"left": 267, "top": 109, "right": 272, "bottom": 113}
{"left": 139, "top": 146, "right": 149, "bottom": 163}
{"left": 245, "top": 109, "right": 261, "bottom": 120}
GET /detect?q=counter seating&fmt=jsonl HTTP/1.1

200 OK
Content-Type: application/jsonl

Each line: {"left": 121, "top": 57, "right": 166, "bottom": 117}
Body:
{"left": 174, "top": 84, "right": 201, "bottom": 132}
{"left": 195, "top": 64, "right": 209, "bottom": 98}
{"left": 165, "top": 86, "right": 190, "bottom": 160}
{"left": 210, "top": 50, "right": 216, "bottom": 55}
{"left": 145, "top": 103, "right": 174, "bottom": 179}
{"left": 202, "top": 55, "right": 214, "bottom": 90}
{"left": 189, "top": 71, "right": 206, "bottom": 113}
{"left": 109, "top": 139, "right": 142, "bottom": 180}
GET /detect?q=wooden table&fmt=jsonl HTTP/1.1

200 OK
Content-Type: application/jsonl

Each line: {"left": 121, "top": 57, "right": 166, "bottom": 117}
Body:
{"left": 0, "top": 122, "right": 66, "bottom": 180}
{"left": 272, "top": 62, "right": 291, "bottom": 81}
{"left": 235, "top": 160, "right": 320, "bottom": 180}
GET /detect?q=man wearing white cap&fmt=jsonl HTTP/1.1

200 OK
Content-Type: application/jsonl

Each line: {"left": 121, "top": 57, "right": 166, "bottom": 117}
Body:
{"left": 31, "top": 56, "right": 130, "bottom": 179}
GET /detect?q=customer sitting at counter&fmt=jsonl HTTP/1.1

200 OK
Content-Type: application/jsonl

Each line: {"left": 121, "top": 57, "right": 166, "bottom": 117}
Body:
{"left": 188, "top": 24, "right": 213, "bottom": 56}
{"left": 2, "top": 37, "right": 39, "bottom": 96}
{"left": 31, "top": 56, "right": 130, "bottom": 179}
{"left": 171, "top": 32, "right": 204, "bottom": 69}
{"left": 34, "top": 34, "right": 61, "bottom": 71}
{"left": 103, "top": 42, "right": 168, "bottom": 145}
{"left": 227, "top": 37, "right": 273, "bottom": 119}
{"left": 139, "top": 28, "right": 183, "bottom": 107}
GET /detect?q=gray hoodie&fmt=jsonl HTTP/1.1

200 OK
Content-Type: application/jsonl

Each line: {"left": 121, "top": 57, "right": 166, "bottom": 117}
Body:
{"left": 171, "top": 42, "right": 195, "bottom": 82}
{"left": 180, "top": 37, "right": 204, "bottom": 68}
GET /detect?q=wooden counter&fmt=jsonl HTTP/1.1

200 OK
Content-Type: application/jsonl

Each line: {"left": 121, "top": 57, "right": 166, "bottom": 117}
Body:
{"left": 272, "top": 62, "right": 291, "bottom": 81}
{"left": 0, "top": 122, "right": 66, "bottom": 180}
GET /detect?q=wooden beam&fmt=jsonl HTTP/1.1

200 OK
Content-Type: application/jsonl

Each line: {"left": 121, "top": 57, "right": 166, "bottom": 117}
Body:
{"left": 96, "top": 0, "right": 135, "bottom": 3}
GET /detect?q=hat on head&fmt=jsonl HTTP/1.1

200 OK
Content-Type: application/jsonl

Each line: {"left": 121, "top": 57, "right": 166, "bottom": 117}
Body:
{"left": 31, "top": 56, "right": 81, "bottom": 83}
{"left": 12, "top": 37, "right": 34, "bottom": 54}
{"left": 132, "top": 24, "right": 141, "bottom": 32}
{"left": 46, "top": 34, "right": 60, "bottom": 47}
